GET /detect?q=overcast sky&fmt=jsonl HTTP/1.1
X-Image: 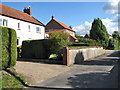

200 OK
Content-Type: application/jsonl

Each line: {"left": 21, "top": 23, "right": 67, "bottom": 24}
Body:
{"left": 2, "top": 0, "right": 119, "bottom": 36}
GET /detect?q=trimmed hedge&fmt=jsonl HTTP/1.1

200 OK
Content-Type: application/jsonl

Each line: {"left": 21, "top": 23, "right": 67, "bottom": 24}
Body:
{"left": 21, "top": 39, "right": 51, "bottom": 59}
{"left": 1, "top": 26, "right": 17, "bottom": 69}
{"left": 21, "top": 31, "right": 70, "bottom": 60}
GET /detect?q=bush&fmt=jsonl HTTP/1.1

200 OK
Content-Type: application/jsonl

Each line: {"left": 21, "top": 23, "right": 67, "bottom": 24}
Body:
{"left": 21, "top": 31, "right": 70, "bottom": 60}
{"left": 49, "top": 31, "right": 70, "bottom": 59}
{"left": 1, "top": 26, "right": 17, "bottom": 69}
{"left": 107, "top": 38, "right": 119, "bottom": 50}
{"left": 21, "top": 39, "right": 51, "bottom": 59}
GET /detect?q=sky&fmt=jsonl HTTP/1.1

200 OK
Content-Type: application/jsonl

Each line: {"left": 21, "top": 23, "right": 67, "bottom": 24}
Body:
{"left": 2, "top": 0, "right": 119, "bottom": 36}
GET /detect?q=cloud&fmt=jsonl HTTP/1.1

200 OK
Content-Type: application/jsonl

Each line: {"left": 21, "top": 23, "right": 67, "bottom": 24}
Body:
{"left": 103, "top": 0, "right": 119, "bottom": 14}
{"left": 72, "top": 21, "right": 92, "bottom": 36}
{"left": 73, "top": 18, "right": 118, "bottom": 36}
{"left": 102, "top": 18, "right": 118, "bottom": 35}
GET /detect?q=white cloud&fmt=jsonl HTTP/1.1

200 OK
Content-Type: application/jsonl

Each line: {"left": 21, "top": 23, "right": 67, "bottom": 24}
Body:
{"left": 103, "top": 0, "right": 119, "bottom": 14}
{"left": 73, "top": 21, "right": 92, "bottom": 36}
{"left": 73, "top": 18, "right": 118, "bottom": 36}
{"left": 102, "top": 18, "right": 118, "bottom": 35}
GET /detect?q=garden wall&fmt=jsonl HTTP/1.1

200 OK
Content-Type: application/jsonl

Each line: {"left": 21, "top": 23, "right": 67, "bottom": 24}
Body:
{"left": 63, "top": 47, "right": 105, "bottom": 66}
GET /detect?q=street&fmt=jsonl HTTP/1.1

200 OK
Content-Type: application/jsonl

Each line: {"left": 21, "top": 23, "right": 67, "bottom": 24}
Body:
{"left": 33, "top": 50, "right": 119, "bottom": 88}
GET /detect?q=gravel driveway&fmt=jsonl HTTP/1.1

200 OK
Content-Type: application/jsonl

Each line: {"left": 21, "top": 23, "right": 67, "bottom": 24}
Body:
{"left": 14, "top": 61, "right": 72, "bottom": 85}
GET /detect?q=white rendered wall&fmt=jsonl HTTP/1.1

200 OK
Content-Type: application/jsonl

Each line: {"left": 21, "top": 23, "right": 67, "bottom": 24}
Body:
{"left": 0, "top": 15, "right": 45, "bottom": 46}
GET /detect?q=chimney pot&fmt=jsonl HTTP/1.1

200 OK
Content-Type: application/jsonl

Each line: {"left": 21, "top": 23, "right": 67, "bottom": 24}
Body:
{"left": 52, "top": 16, "right": 54, "bottom": 19}
{"left": 24, "top": 6, "right": 31, "bottom": 15}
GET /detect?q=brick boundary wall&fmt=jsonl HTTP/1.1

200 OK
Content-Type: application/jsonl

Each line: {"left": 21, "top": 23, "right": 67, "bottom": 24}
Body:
{"left": 63, "top": 47, "right": 105, "bottom": 66}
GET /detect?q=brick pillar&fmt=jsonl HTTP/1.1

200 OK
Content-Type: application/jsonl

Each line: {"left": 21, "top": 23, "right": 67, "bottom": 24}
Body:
{"left": 63, "top": 47, "right": 69, "bottom": 66}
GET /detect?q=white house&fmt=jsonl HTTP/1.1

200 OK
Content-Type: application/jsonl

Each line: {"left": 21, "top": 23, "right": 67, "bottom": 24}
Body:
{"left": 0, "top": 4, "right": 45, "bottom": 46}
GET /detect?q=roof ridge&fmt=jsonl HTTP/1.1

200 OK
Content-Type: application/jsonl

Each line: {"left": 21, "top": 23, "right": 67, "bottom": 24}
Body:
{"left": 1, "top": 4, "right": 29, "bottom": 16}
{"left": 1, "top": 4, "right": 45, "bottom": 26}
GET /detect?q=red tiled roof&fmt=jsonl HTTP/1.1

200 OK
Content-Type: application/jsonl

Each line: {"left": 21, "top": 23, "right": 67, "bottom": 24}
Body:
{"left": 45, "top": 30, "right": 65, "bottom": 34}
{"left": 0, "top": 4, "right": 45, "bottom": 26}
{"left": 70, "top": 35, "right": 78, "bottom": 40}
{"left": 52, "top": 18, "right": 75, "bottom": 32}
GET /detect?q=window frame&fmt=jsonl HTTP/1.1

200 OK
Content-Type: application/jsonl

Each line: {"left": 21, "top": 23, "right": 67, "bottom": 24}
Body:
{"left": 3, "top": 19, "right": 8, "bottom": 27}
{"left": 36, "top": 27, "right": 41, "bottom": 34}
{"left": 18, "top": 22, "right": 20, "bottom": 30}
{"left": 28, "top": 25, "right": 30, "bottom": 32}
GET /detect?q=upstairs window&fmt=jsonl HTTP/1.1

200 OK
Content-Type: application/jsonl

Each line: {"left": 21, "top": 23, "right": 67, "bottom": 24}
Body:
{"left": 36, "top": 27, "right": 41, "bottom": 33}
{"left": 28, "top": 25, "right": 30, "bottom": 32}
{"left": 3, "top": 19, "right": 8, "bottom": 27}
{"left": 18, "top": 22, "right": 20, "bottom": 29}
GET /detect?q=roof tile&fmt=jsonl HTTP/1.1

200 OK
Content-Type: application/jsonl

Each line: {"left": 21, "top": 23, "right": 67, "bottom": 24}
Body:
{"left": 0, "top": 4, "right": 45, "bottom": 26}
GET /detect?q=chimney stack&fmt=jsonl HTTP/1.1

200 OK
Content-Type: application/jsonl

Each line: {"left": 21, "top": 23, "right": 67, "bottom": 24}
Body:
{"left": 24, "top": 6, "right": 31, "bottom": 15}
{"left": 52, "top": 16, "right": 54, "bottom": 19}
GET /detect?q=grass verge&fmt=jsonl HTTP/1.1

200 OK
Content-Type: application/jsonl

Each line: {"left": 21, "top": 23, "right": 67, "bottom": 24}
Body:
{"left": 2, "top": 70, "right": 24, "bottom": 88}
{"left": 2, "top": 67, "right": 29, "bottom": 89}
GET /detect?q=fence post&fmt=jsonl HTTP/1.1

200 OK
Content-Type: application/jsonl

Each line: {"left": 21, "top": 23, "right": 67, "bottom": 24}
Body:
{"left": 63, "top": 47, "right": 69, "bottom": 66}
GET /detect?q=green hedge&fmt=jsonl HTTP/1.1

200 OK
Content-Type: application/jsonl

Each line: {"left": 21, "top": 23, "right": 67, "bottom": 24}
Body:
{"left": 21, "top": 31, "right": 70, "bottom": 60}
{"left": 1, "top": 26, "right": 17, "bottom": 69}
{"left": 21, "top": 39, "right": 51, "bottom": 59}
{"left": 68, "top": 43, "right": 94, "bottom": 47}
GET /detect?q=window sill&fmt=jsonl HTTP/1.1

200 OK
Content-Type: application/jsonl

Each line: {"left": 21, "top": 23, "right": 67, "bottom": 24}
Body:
{"left": 36, "top": 32, "right": 41, "bottom": 34}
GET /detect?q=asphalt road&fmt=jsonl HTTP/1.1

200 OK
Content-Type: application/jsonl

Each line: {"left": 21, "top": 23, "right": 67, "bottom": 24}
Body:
{"left": 30, "top": 50, "right": 119, "bottom": 89}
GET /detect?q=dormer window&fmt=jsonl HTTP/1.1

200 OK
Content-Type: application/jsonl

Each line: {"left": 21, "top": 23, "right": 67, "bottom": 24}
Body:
{"left": 36, "top": 27, "right": 41, "bottom": 33}
{"left": 3, "top": 19, "right": 8, "bottom": 27}
{"left": 18, "top": 22, "right": 20, "bottom": 30}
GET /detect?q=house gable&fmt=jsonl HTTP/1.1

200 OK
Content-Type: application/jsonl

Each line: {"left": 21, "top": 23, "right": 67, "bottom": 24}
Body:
{"left": 46, "top": 19, "right": 64, "bottom": 30}
{"left": 45, "top": 16, "right": 75, "bottom": 33}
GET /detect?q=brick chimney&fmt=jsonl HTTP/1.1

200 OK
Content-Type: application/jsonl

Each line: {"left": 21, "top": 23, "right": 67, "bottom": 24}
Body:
{"left": 24, "top": 6, "right": 31, "bottom": 15}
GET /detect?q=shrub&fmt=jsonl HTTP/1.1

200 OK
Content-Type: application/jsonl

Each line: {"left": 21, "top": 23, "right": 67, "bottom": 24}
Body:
{"left": 107, "top": 38, "right": 119, "bottom": 50}
{"left": 21, "top": 31, "right": 70, "bottom": 60}
{"left": 49, "top": 31, "right": 70, "bottom": 59}
{"left": 1, "top": 26, "right": 17, "bottom": 69}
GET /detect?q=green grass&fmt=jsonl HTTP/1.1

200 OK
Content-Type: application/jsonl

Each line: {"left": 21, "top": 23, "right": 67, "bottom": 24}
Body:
{"left": 2, "top": 70, "right": 24, "bottom": 88}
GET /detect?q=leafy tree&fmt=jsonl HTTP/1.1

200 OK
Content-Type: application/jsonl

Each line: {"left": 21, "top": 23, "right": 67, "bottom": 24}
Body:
{"left": 75, "top": 34, "right": 83, "bottom": 39}
{"left": 49, "top": 31, "right": 70, "bottom": 59}
{"left": 112, "top": 31, "right": 119, "bottom": 39}
{"left": 90, "top": 18, "right": 109, "bottom": 48}
{"left": 69, "top": 25, "right": 72, "bottom": 29}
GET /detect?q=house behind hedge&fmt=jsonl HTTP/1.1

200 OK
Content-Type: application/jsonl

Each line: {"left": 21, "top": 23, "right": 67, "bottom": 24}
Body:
{"left": 0, "top": 4, "right": 45, "bottom": 46}
{"left": 45, "top": 16, "right": 78, "bottom": 42}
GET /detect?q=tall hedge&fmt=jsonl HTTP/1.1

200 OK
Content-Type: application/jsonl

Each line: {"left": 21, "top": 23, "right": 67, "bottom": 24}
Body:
{"left": 21, "top": 39, "right": 51, "bottom": 59}
{"left": 1, "top": 26, "right": 17, "bottom": 69}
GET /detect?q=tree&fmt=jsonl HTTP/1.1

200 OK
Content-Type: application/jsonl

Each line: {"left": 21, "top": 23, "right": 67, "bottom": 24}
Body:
{"left": 112, "top": 31, "right": 119, "bottom": 39}
{"left": 69, "top": 25, "right": 72, "bottom": 29}
{"left": 90, "top": 18, "right": 109, "bottom": 48}
{"left": 75, "top": 34, "right": 83, "bottom": 39}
